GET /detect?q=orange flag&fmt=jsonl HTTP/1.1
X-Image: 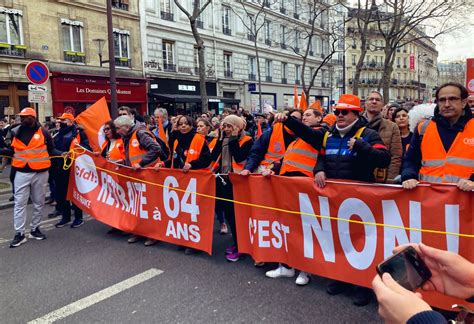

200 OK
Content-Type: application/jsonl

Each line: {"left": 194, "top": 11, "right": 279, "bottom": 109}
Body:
{"left": 74, "top": 96, "right": 111, "bottom": 152}
{"left": 293, "top": 85, "right": 299, "bottom": 109}
{"left": 309, "top": 100, "right": 322, "bottom": 112}
{"left": 257, "top": 119, "right": 262, "bottom": 139}
{"left": 156, "top": 116, "right": 169, "bottom": 149}
{"left": 300, "top": 91, "right": 308, "bottom": 111}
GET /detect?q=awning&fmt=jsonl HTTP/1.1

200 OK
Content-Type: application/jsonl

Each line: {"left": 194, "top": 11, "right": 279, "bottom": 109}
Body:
{"left": 150, "top": 93, "right": 240, "bottom": 104}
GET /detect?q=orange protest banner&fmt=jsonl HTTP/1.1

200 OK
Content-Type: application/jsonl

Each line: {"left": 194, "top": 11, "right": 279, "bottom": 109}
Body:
{"left": 230, "top": 174, "right": 473, "bottom": 309}
{"left": 67, "top": 150, "right": 216, "bottom": 254}
{"left": 74, "top": 97, "right": 111, "bottom": 152}
{"left": 466, "top": 58, "right": 474, "bottom": 94}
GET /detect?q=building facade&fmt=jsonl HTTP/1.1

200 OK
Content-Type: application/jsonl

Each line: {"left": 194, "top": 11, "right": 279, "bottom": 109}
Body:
{"left": 141, "top": 0, "right": 334, "bottom": 115}
{"left": 344, "top": 12, "right": 438, "bottom": 103}
{"left": 0, "top": 0, "right": 144, "bottom": 121}
{"left": 438, "top": 60, "right": 466, "bottom": 86}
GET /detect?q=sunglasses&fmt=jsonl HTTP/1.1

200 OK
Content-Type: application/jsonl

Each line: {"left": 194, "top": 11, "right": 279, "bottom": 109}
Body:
{"left": 118, "top": 113, "right": 128, "bottom": 116}
{"left": 334, "top": 110, "right": 350, "bottom": 116}
{"left": 103, "top": 127, "right": 111, "bottom": 131}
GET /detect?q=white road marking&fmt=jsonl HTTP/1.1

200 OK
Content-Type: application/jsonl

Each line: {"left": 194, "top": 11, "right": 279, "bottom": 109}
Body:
{"left": 28, "top": 268, "right": 164, "bottom": 323}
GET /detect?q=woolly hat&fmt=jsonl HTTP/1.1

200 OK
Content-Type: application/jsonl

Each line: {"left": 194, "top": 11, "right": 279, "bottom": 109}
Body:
{"left": 222, "top": 114, "right": 245, "bottom": 130}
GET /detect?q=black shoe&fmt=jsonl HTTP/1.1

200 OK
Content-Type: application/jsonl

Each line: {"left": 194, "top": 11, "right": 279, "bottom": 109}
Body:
{"left": 353, "top": 287, "right": 372, "bottom": 306}
{"left": 8, "top": 196, "right": 14, "bottom": 202}
{"left": 29, "top": 228, "right": 46, "bottom": 240}
{"left": 45, "top": 198, "right": 55, "bottom": 204}
{"left": 48, "top": 210, "right": 62, "bottom": 219}
{"left": 10, "top": 233, "right": 26, "bottom": 248}
{"left": 55, "top": 219, "right": 71, "bottom": 228}
{"left": 184, "top": 248, "right": 198, "bottom": 255}
{"left": 326, "top": 280, "right": 351, "bottom": 295}
{"left": 71, "top": 219, "right": 84, "bottom": 228}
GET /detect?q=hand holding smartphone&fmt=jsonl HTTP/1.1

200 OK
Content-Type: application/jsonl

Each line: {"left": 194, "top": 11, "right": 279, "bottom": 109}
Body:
{"left": 376, "top": 246, "right": 432, "bottom": 291}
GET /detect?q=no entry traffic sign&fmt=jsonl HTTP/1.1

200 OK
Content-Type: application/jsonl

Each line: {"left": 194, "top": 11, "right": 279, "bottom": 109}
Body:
{"left": 25, "top": 61, "right": 50, "bottom": 85}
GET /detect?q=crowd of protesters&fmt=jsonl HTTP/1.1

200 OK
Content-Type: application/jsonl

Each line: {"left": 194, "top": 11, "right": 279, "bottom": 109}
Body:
{"left": 1, "top": 82, "right": 473, "bottom": 322}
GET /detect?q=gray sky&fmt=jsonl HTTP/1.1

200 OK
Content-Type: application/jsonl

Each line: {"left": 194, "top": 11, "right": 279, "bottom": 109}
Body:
{"left": 435, "top": 26, "right": 474, "bottom": 62}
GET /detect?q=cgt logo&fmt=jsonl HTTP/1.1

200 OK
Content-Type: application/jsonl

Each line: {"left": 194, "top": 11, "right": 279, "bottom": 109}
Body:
{"left": 75, "top": 154, "right": 99, "bottom": 194}
{"left": 464, "top": 138, "right": 474, "bottom": 146}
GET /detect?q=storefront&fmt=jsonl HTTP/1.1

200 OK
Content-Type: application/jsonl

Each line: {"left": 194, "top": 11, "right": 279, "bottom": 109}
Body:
{"left": 0, "top": 82, "right": 29, "bottom": 118}
{"left": 50, "top": 72, "right": 147, "bottom": 117}
{"left": 149, "top": 78, "right": 240, "bottom": 116}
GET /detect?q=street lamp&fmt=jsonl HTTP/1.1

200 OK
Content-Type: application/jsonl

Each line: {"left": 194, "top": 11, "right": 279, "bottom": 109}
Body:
{"left": 93, "top": 38, "right": 108, "bottom": 67}
{"left": 417, "top": 52, "right": 427, "bottom": 103}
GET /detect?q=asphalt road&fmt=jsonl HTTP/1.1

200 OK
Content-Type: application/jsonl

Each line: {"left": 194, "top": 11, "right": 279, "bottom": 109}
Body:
{"left": 0, "top": 203, "right": 380, "bottom": 323}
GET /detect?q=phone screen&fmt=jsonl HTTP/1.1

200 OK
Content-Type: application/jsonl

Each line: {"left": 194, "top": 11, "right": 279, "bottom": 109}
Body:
{"left": 377, "top": 247, "right": 431, "bottom": 291}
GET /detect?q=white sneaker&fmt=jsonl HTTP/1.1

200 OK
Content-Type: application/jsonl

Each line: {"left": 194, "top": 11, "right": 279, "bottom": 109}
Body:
{"left": 265, "top": 265, "right": 295, "bottom": 278}
{"left": 295, "top": 271, "right": 310, "bottom": 286}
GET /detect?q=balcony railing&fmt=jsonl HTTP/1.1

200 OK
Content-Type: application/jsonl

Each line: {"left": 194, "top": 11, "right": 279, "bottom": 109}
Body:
{"left": 64, "top": 51, "right": 85, "bottom": 64}
{"left": 293, "top": 12, "right": 299, "bottom": 19}
{"left": 281, "top": 78, "right": 287, "bottom": 84}
{"left": 294, "top": 47, "right": 300, "bottom": 53}
{"left": 223, "top": 27, "right": 232, "bottom": 35}
{"left": 115, "top": 57, "right": 131, "bottom": 67}
{"left": 196, "top": 20, "right": 204, "bottom": 29}
{"left": 0, "top": 44, "right": 26, "bottom": 58}
{"left": 265, "top": 39, "right": 272, "bottom": 46}
{"left": 248, "top": 73, "right": 256, "bottom": 81}
{"left": 112, "top": 0, "right": 128, "bottom": 10}
{"left": 224, "top": 70, "right": 233, "bottom": 78}
{"left": 280, "top": 7, "right": 287, "bottom": 14}
{"left": 280, "top": 43, "right": 287, "bottom": 49}
{"left": 295, "top": 79, "right": 300, "bottom": 85}
{"left": 247, "top": 34, "right": 255, "bottom": 42}
{"left": 266, "top": 76, "right": 272, "bottom": 82}
{"left": 163, "top": 63, "right": 176, "bottom": 72}
{"left": 309, "top": 50, "right": 314, "bottom": 56}
{"left": 161, "top": 11, "right": 174, "bottom": 21}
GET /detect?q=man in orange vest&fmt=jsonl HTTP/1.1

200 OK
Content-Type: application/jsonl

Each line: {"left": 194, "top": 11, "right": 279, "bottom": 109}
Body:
{"left": 402, "top": 82, "right": 473, "bottom": 191}
{"left": 0, "top": 108, "right": 58, "bottom": 248}
{"left": 114, "top": 115, "right": 164, "bottom": 246}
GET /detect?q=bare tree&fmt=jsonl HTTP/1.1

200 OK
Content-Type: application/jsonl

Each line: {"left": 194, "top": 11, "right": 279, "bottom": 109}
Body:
{"left": 284, "top": 0, "right": 346, "bottom": 106}
{"left": 227, "top": 0, "right": 276, "bottom": 112}
{"left": 174, "top": 0, "right": 212, "bottom": 112}
{"left": 372, "top": 0, "right": 469, "bottom": 103}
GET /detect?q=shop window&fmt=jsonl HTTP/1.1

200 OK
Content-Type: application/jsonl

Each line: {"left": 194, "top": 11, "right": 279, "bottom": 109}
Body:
{"left": 113, "top": 28, "right": 131, "bottom": 68}
{"left": 61, "top": 18, "right": 85, "bottom": 64}
{"left": 162, "top": 40, "right": 175, "bottom": 72}
{"left": 0, "top": 7, "right": 25, "bottom": 57}
{"left": 112, "top": 0, "right": 129, "bottom": 11}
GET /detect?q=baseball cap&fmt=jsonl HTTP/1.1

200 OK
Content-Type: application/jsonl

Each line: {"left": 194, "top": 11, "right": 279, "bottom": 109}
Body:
{"left": 57, "top": 113, "right": 75, "bottom": 121}
{"left": 17, "top": 107, "right": 37, "bottom": 118}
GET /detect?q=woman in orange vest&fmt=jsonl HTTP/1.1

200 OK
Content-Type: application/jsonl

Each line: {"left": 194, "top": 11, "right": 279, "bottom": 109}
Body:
{"left": 100, "top": 121, "right": 125, "bottom": 163}
{"left": 167, "top": 115, "right": 211, "bottom": 172}
{"left": 211, "top": 115, "right": 254, "bottom": 262}
{"left": 196, "top": 118, "right": 217, "bottom": 152}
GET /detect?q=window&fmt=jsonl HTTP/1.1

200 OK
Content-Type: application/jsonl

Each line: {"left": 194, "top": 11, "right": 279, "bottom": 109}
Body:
{"left": 194, "top": 47, "right": 199, "bottom": 74}
{"left": 224, "top": 52, "right": 232, "bottom": 78}
{"left": 352, "top": 54, "right": 356, "bottom": 65}
{"left": 0, "top": 7, "right": 25, "bottom": 57}
{"left": 403, "top": 57, "right": 407, "bottom": 68}
{"left": 112, "top": 0, "right": 129, "bottom": 11}
{"left": 282, "top": 62, "right": 288, "bottom": 83}
{"left": 280, "top": 25, "right": 286, "bottom": 49}
{"left": 193, "top": 0, "right": 204, "bottom": 28}
{"left": 248, "top": 56, "right": 256, "bottom": 80}
{"left": 295, "top": 64, "right": 300, "bottom": 84}
{"left": 61, "top": 18, "right": 84, "bottom": 63}
{"left": 247, "top": 14, "right": 255, "bottom": 41}
{"left": 264, "top": 20, "right": 271, "bottom": 45}
{"left": 162, "top": 40, "right": 175, "bottom": 72}
{"left": 266, "top": 59, "right": 272, "bottom": 82}
{"left": 222, "top": 5, "right": 231, "bottom": 35}
{"left": 280, "top": 0, "right": 286, "bottom": 14}
{"left": 294, "top": 31, "right": 300, "bottom": 52}
{"left": 113, "top": 28, "right": 130, "bottom": 67}
{"left": 308, "top": 39, "right": 313, "bottom": 56}
{"left": 160, "top": 0, "right": 173, "bottom": 21}
{"left": 396, "top": 57, "right": 401, "bottom": 68}
{"left": 293, "top": 0, "right": 300, "bottom": 19}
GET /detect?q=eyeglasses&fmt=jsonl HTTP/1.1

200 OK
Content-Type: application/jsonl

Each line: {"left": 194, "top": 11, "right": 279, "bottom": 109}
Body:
{"left": 437, "top": 96, "right": 461, "bottom": 105}
{"left": 334, "top": 110, "right": 350, "bottom": 116}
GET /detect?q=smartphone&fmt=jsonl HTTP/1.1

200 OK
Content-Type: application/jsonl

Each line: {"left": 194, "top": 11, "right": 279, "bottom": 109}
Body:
{"left": 376, "top": 246, "right": 432, "bottom": 291}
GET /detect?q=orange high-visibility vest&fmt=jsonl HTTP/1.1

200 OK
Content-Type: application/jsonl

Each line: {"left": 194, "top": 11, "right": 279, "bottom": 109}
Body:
{"left": 208, "top": 137, "right": 217, "bottom": 153}
{"left": 280, "top": 138, "right": 319, "bottom": 177}
{"left": 12, "top": 128, "right": 51, "bottom": 170}
{"left": 101, "top": 138, "right": 125, "bottom": 161}
{"left": 69, "top": 131, "right": 81, "bottom": 151}
{"left": 418, "top": 119, "right": 474, "bottom": 183}
{"left": 232, "top": 135, "right": 253, "bottom": 173}
{"left": 261, "top": 123, "right": 286, "bottom": 167}
{"left": 172, "top": 133, "right": 206, "bottom": 168}
{"left": 128, "top": 129, "right": 157, "bottom": 166}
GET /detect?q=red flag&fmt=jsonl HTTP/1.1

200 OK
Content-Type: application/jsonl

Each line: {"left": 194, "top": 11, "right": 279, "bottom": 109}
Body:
{"left": 300, "top": 91, "right": 308, "bottom": 111}
{"left": 74, "top": 97, "right": 111, "bottom": 152}
{"left": 257, "top": 119, "right": 262, "bottom": 139}
{"left": 309, "top": 100, "right": 322, "bottom": 112}
{"left": 293, "top": 85, "right": 299, "bottom": 108}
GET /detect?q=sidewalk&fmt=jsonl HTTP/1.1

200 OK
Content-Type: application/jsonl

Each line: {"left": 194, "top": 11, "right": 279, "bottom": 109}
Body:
{"left": 0, "top": 165, "right": 51, "bottom": 210}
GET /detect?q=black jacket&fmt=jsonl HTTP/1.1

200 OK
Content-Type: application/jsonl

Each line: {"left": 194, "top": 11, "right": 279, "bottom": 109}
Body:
{"left": 167, "top": 130, "right": 211, "bottom": 169}
{"left": 284, "top": 116, "right": 391, "bottom": 182}
{"left": 211, "top": 134, "right": 254, "bottom": 173}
